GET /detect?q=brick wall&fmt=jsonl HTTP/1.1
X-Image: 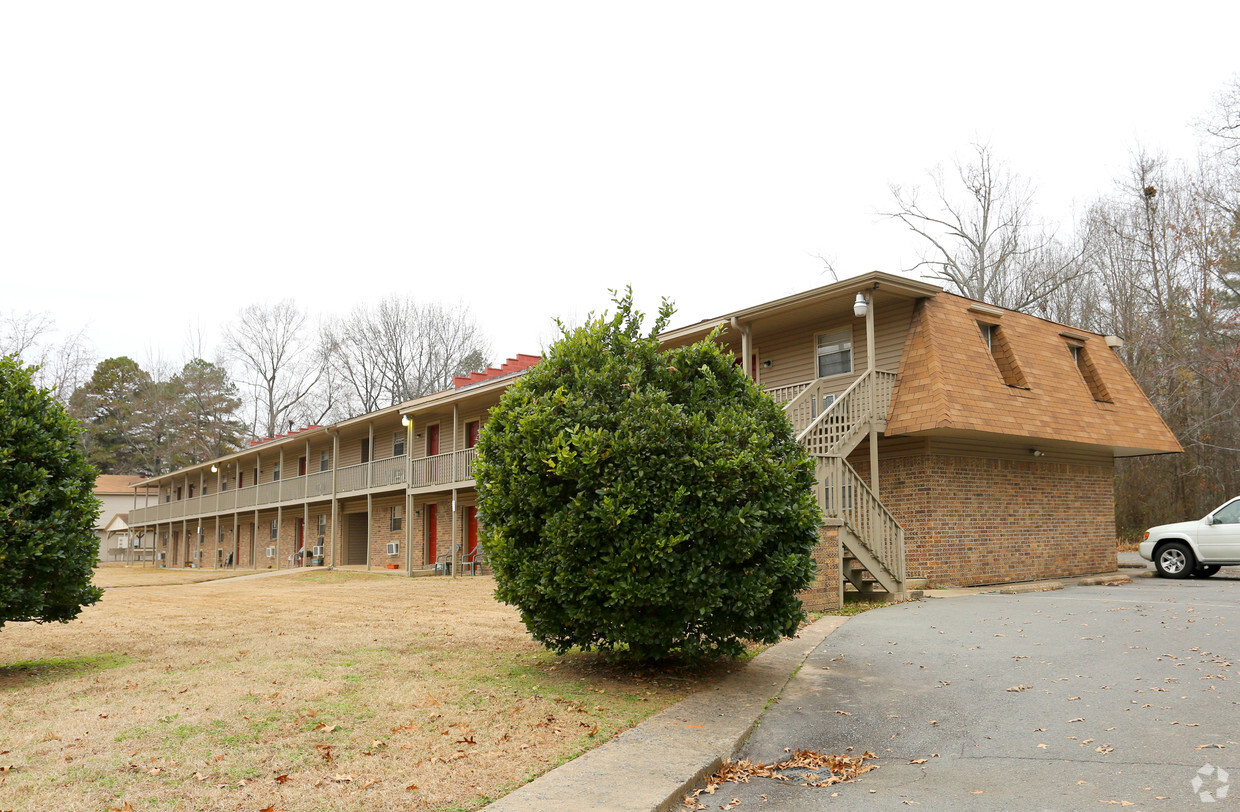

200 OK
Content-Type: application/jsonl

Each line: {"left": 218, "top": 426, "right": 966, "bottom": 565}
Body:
{"left": 369, "top": 494, "right": 406, "bottom": 569}
{"left": 799, "top": 524, "right": 842, "bottom": 612}
{"left": 880, "top": 452, "right": 1115, "bottom": 587}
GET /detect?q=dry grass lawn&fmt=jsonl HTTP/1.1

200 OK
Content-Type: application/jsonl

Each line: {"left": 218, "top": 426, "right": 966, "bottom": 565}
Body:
{"left": 0, "top": 570, "right": 737, "bottom": 811}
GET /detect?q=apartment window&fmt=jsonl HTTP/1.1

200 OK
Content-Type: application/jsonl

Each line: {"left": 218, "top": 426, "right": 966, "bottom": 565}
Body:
{"left": 271, "top": 464, "right": 281, "bottom": 482}
{"left": 978, "top": 322, "right": 1028, "bottom": 388}
{"left": 1067, "top": 340, "right": 1112, "bottom": 403}
{"left": 238, "top": 471, "right": 245, "bottom": 488}
{"left": 390, "top": 504, "right": 403, "bottom": 532}
{"left": 393, "top": 431, "right": 406, "bottom": 457}
{"left": 816, "top": 328, "right": 852, "bottom": 378}
{"left": 202, "top": 484, "right": 209, "bottom": 496}
{"left": 317, "top": 514, "right": 327, "bottom": 541}
{"left": 221, "top": 478, "right": 229, "bottom": 492}
{"left": 188, "top": 484, "right": 196, "bottom": 498}
{"left": 320, "top": 450, "right": 330, "bottom": 472}
{"left": 270, "top": 519, "right": 278, "bottom": 539}
{"left": 165, "top": 493, "right": 171, "bottom": 503}
{"left": 465, "top": 420, "right": 480, "bottom": 449}
{"left": 360, "top": 438, "right": 371, "bottom": 464}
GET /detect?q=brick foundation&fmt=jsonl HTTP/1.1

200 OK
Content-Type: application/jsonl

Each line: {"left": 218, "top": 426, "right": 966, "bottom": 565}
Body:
{"left": 880, "top": 452, "right": 1115, "bottom": 587}
{"left": 799, "top": 524, "right": 842, "bottom": 612}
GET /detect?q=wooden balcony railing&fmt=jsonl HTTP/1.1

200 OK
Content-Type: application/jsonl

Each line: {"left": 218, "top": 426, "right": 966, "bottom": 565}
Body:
{"left": 410, "top": 448, "right": 477, "bottom": 490}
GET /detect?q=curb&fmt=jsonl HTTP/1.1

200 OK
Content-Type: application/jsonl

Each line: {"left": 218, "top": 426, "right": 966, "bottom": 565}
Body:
{"left": 482, "top": 615, "right": 848, "bottom": 812}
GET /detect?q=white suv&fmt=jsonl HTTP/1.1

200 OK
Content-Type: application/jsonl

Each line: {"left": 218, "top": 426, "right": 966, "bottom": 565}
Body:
{"left": 1139, "top": 497, "right": 1240, "bottom": 578}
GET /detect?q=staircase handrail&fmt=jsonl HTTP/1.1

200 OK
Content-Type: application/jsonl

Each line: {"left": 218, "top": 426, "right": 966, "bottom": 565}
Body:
{"left": 820, "top": 456, "right": 906, "bottom": 584}
{"left": 795, "top": 371, "right": 871, "bottom": 452}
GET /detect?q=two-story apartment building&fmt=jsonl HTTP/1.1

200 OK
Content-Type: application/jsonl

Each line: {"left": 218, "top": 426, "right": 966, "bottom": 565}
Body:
{"left": 127, "top": 273, "right": 1180, "bottom": 609}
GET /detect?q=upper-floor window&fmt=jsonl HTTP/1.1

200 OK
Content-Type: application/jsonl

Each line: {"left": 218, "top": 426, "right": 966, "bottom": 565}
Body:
{"left": 393, "top": 431, "right": 406, "bottom": 457}
{"left": 271, "top": 464, "right": 281, "bottom": 482}
{"left": 320, "top": 450, "right": 330, "bottom": 472}
{"left": 202, "top": 484, "right": 209, "bottom": 496}
{"left": 188, "top": 483, "right": 196, "bottom": 498}
{"left": 978, "top": 322, "right": 1029, "bottom": 388}
{"left": 816, "top": 328, "right": 853, "bottom": 378}
{"left": 361, "top": 438, "right": 371, "bottom": 464}
{"left": 1066, "top": 340, "right": 1112, "bottom": 403}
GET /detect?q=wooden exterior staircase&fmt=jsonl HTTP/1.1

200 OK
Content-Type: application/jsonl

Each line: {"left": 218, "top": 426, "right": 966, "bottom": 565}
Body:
{"left": 780, "top": 370, "right": 910, "bottom": 601}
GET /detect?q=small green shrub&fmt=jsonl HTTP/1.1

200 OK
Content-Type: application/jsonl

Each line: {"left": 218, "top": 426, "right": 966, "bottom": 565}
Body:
{"left": 475, "top": 291, "right": 818, "bottom": 660}
{"left": 0, "top": 355, "right": 103, "bottom": 628}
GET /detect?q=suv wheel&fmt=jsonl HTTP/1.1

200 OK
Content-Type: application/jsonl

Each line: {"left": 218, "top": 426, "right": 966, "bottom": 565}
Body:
{"left": 1155, "top": 541, "right": 1194, "bottom": 579}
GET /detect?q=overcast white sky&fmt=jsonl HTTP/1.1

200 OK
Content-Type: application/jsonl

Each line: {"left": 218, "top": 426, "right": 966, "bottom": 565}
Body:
{"left": 3, "top": 2, "right": 1238, "bottom": 368}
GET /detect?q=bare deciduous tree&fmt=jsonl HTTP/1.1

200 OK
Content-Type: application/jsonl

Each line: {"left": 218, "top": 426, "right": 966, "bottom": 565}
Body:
{"left": 1, "top": 310, "right": 94, "bottom": 402}
{"left": 322, "top": 296, "right": 489, "bottom": 414}
{"left": 222, "top": 300, "right": 327, "bottom": 439}
{"left": 885, "top": 142, "right": 1090, "bottom": 311}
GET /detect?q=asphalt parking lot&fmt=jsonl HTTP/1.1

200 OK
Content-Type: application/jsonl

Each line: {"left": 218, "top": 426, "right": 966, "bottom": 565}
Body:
{"left": 704, "top": 572, "right": 1240, "bottom": 811}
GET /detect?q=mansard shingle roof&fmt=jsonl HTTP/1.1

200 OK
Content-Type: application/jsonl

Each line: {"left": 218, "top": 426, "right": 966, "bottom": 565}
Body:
{"left": 885, "top": 293, "right": 1182, "bottom": 456}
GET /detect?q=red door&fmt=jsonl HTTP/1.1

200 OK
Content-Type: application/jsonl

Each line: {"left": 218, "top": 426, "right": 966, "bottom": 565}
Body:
{"left": 427, "top": 425, "right": 441, "bottom": 483}
{"left": 426, "top": 504, "right": 438, "bottom": 566}
{"left": 466, "top": 506, "right": 479, "bottom": 558}
{"left": 298, "top": 457, "right": 307, "bottom": 476}
{"left": 465, "top": 421, "right": 480, "bottom": 448}
{"left": 295, "top": 518, "right": 305, "bottom": 564}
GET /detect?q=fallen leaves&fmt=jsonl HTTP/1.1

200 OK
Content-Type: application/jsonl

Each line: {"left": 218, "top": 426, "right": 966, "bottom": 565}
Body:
{"left": 683, "top": 750, "right": 878, "bottom": 808}
{"left": 1006, "top": 685, "right": 1032, "bottom": 693}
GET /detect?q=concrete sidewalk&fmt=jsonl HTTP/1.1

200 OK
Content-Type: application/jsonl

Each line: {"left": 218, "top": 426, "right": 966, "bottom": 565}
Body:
{"left": 483, "top": 616, "right": 847, "bottom": 812}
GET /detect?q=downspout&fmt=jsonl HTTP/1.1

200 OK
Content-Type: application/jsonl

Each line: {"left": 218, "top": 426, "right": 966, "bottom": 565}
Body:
{"left": 865, "top": 288, "right": 878, "bottom": 499}
{"left": 729, "top": 317, "right": 753, "bottom": 379}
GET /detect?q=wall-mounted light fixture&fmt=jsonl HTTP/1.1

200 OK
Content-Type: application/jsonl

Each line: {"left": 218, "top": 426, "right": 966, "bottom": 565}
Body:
{"left": 210, "top": 464, "right": 218, "bottom": 473}
{"left": 853, "top": 292, "right": 869, "bottom": 318}
{"left": 762, "top": 360, "right": 773, "bottom": 368}
{"left": 401, "top": 415, "right": 410, "bottom": 427}
{"left": 1029, "top": 449, "right": 1045, "bottom": 457}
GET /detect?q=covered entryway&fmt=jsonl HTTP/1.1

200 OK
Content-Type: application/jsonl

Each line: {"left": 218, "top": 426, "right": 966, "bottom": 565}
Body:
{"left": 345, "top": 513, "right": 368, "bottom": 565}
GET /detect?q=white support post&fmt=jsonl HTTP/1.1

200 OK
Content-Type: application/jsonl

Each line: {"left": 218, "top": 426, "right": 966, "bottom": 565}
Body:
{"left": 451, "top": 488, "right": 459, "bottom": 579}
{"left": 331, "top": 430, "right": 339, "bottom": 568}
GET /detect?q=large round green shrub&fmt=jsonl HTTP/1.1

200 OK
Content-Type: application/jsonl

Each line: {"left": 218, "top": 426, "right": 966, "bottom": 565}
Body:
{"left": 0, "top": 355, "right": 103, "bottom": 628}
{"left": 474, "top": 292, "right": 819, "bottom": 660}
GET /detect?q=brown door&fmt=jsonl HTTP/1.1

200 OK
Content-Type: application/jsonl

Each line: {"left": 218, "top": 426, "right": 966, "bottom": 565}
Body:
{"left": 426, "top": 504, "right": 438, "bottom": 565}
{"left": 466, "top": 506, "right": 479, "bottom": 558}
{"left": 346, "top": 514, "right": 368, "bottom": 565}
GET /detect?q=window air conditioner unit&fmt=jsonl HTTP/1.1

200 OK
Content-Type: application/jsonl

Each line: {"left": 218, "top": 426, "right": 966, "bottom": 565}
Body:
{"left": 385, "top": 542, "right": 400, "bottom": 556}
{"left": 132, "top": 538, "right": 142, "bottom": 548}
{"left": 265, "top": 546, "right": 276, "bottom": 558}
{"left": 312, "top": 545, "right": 324, "bottom": 557}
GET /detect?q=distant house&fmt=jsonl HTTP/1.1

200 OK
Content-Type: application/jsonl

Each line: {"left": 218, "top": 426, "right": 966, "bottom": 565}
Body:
{"left": 126, "top": 273, "right": 1180, "bottom": 609}
{"left": 93, "top": 475, "right": 156, "bottom": 563}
